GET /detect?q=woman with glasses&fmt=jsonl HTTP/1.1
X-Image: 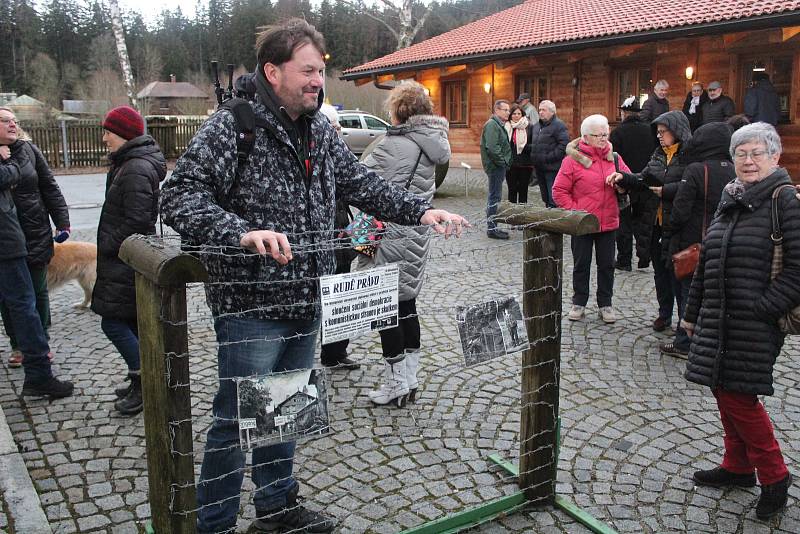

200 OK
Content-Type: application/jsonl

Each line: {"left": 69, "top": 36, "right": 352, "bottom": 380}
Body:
{"left": 553, "top": 114, "right": 631, "bottom": 323}
{"left": 611, "top": 111, "right": 692, "bottom": 337}
{"left": 681, "top": 122, "right": 799, "bottom": 520}
{"left": 0, "top": 107, "right": 70, "bottom": 368}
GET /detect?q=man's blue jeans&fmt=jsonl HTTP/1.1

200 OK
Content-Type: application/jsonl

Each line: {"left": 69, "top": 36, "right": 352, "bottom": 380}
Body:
{"left": 0, "top": 258, "right": 51, "bottom": 383}
{"left": 486, "top": 167, "right": 506, "bottom": 231}
{"left": 197, "top": 315, "right": 319, "bottom": 533}
{"left": 101, "top": 317, "right": 140, "bottom": 372}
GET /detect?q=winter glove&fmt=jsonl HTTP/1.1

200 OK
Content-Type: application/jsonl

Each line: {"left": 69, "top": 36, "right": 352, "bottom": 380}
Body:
{"left": 54, "top": 228, "right": 70, "bottom": 243}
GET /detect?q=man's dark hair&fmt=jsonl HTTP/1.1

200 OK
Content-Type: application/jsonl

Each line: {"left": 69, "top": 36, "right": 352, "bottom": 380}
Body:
{"left": 726, "top": 114, "right": 751, "bottom": 132}
{"left": 256, "top": 18, "right": 326, "bottom": 70}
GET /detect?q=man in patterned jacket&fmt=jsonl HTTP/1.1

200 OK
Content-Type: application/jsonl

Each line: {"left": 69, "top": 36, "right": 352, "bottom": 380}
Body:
{"left": 160, "top": 18, "right": 467, "bottom": 534}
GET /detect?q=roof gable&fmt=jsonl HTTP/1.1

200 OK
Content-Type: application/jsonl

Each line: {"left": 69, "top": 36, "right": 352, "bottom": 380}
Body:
{"left": 137, "top": 81, "right": 208, "bottom": 99}
{"left": 343, "top": 0, "right": 800, "bottom": 76}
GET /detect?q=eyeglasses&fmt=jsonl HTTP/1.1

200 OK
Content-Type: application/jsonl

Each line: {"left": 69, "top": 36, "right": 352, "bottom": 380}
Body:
{"left": 733, "top": 150, "right": 769, "bottom": 162}
{"left": 587, "top": 133, "right": 609, "bottom": 139}
{"left": 656, "top": 129, "right": 671, "bottom": 137}
{"left": 498, "top": 108, "right": 510, "bottom": 113}
{"left": 0, "top": 118, "right": 17, "bottom": 125}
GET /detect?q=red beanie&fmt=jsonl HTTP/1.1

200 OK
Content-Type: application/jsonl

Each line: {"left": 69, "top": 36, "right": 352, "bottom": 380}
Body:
{"left": 102, "top": 106, "right": 144, "bottom": 141}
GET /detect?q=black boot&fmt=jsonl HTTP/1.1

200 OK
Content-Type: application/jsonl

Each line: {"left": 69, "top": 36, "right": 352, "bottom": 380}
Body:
{"left": 254, "top": 485, "right": 336, "bottom": 533}
{"left": 22, "top": 376, "right": 74, "bottom": 399}
{"left": 115, "top": 374, "right": 143, "bottom": 415}
{"left": 692, "top": 466, "right": 756, "bottom": 488}
{"left": 114, "top": 373, "right": 134, "bottom": 399}
{"left": 756, "top": 473, "right": 792, "bottom": 520}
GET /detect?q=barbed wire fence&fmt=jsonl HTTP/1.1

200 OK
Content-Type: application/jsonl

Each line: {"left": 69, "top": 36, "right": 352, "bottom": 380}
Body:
{"left": 120, "top": 202, "right": 600, "bottom": 533}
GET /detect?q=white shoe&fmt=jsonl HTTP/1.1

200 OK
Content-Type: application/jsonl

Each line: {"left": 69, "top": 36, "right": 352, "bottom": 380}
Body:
{"left": 404, "top": 350, "right": 420, "bottom": 403}
{"left": 567, "top": 305, "right": 585, "bottom": 321}
{"left": 599, "top": 306, "right": 616, "bottom": 323}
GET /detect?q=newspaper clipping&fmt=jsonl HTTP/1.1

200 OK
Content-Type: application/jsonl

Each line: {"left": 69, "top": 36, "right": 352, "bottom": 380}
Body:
{"left": 236, "top": 369, "right": 330, "bottom": 451}
{"left": 319, "top": 264, "right": 399, "bottom": 344}
{"left": 456, "top": 296, "right": 529, "bottom": 367}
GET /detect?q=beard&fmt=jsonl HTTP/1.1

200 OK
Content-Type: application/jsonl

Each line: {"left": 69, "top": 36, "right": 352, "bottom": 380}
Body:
{"left": 277, "top": 84, "right": 320, "bottom": 118}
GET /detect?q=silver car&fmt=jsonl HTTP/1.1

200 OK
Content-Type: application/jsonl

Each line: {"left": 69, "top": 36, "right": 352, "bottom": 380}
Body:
{"left": 338, "top": 111, "right": 390, "bottom": 155}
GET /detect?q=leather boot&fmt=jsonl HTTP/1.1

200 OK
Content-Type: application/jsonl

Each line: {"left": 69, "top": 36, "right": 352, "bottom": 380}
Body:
{"left": 404, "top": 350, "right": 420, "bottom": 403}
{"left": 114, "top": 372, "right": 135, "bottom": 399}
{"left": 368, "top": 355, "right": 409, "bottom": 407}
{"left": 115, "top": 373, "right": 143, "bottom": 415}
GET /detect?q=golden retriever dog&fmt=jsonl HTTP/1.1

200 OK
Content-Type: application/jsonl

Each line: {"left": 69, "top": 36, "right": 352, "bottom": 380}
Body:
{"left": 47, "top": 241, "right": 97, "bottom": 308}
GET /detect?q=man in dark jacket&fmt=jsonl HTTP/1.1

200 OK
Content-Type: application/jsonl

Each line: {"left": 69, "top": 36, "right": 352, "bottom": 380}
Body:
{"left": 160, "top": 19, "right": 467, "bottom": 534}
{"left": 701, "top": 81, "right": 736, "bottom": 125}
{"left": 0, "top": 142, "right": 73, "bottom": 399}
{"left": 744, "top": 73, "right": 781, "bottom": 126}
{"left": 92, "top": 106, "right": 166, "bottom": 416}
{"left": 662, "top": 122, "right": 735, "bottom": 358}
{"left": 480, "top": 99, "right": 512, "bottom": 239}
{"left": 531, "top": 99, "right": 569, "bottom": 208}
{"left": 609, "top": 97, "right": 657, "bottom": 270}
{"left": 639, "top": 80, "right": 670, "bottom": 123}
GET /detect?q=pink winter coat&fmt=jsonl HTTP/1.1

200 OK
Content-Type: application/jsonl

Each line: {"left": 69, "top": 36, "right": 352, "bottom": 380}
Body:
{"left": 552, "top": 139, "right": 631, "bottom": 232}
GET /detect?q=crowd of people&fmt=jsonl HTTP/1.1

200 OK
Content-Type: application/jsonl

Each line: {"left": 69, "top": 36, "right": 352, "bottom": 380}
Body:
{"left": 0, "top": 15, "right": 797, "bottom": 529}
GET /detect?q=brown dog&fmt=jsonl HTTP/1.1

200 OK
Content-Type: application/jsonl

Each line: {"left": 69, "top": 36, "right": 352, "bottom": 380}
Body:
{"left": 47, "top": 241, "right": 97, "bottom": 308}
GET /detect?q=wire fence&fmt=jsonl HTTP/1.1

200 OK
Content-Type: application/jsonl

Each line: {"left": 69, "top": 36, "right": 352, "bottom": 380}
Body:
{"left": 121, "top": 204, "right": 597, "bottom": 533}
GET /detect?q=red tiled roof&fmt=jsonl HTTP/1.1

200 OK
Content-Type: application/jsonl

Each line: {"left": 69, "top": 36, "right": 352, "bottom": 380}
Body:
{"left": 343, "top": 0, "right": 800, "bottom": 77}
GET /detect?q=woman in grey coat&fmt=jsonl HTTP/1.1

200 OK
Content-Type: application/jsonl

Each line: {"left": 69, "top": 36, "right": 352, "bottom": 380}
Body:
{"left": 357, "top": 81, "right": 451, "bottom": 407}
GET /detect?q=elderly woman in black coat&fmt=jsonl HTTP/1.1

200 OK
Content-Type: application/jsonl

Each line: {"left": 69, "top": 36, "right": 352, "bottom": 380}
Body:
{"left": 682, "top": 122, "right": 800, "bottom": 520}
{"left": 92, "top": 106, "right": 166, "bottom": 416}
{"left": 0, "top": 107, "right": 70, "bottom": 368}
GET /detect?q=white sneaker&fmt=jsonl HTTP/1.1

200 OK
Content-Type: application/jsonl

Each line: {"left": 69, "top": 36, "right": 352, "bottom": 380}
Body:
{"left": 567, "top": 305, "right": 585, "bottom": 321}
{"left": 599, "top": 306, "right": 616, "bottom": 323}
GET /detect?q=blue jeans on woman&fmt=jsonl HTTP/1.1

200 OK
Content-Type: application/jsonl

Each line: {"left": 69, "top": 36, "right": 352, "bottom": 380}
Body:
{"left": 101, "top": 317, "right": 140, "bottom": 371}
{"left": 197, "top": 315, "right": 319, "bottom": 533}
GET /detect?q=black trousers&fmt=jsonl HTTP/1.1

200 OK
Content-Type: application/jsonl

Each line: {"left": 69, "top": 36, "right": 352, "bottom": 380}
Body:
{"left": 379, "top": 298, "right": 420, "bottom": 360}
{"left": 571, "top": 230, "right": 616, "bottom": 307}
{"left": 506, "top": 166, "right": 532, "bottom": 203}
{"left": 615, "top": 205, "right": 633, "bottom": 267}
{"left": 650, "top": 225, "right": 675, "bottom": 323}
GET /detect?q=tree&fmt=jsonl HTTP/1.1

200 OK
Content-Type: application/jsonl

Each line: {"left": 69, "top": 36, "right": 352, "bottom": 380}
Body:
{"left": 28, "top": 53, "right": 59, "bottom": 107}
{"left": 346, "top": 0, "right": 432, "bottom": 50}
{"left": 107, "top": 0, "right": 137, "bottom": 107}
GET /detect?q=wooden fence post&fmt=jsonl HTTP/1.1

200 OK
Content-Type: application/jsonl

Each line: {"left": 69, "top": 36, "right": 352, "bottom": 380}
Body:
{"left": 119, "top": 235, "right": 208, "bottom": 533}
{"left": 495, "top": 203, "right": 599, "bottom": 505}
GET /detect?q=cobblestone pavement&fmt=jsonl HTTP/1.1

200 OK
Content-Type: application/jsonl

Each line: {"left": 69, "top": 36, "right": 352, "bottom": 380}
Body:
{"left": 1, "top": 172, "right": 799, "bottom": 533}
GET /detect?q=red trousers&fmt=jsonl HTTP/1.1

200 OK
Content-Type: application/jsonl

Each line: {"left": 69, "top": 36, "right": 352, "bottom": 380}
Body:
{"left": 714, "top": 389, "right": 789, "bottom": 485}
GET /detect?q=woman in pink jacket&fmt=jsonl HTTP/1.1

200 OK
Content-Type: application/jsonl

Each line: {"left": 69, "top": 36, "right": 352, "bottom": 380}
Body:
{"left": 553, "top": 114, "right": 631, "bottom": 323}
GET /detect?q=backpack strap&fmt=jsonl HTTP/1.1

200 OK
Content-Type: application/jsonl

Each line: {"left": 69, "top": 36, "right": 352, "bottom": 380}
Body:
{"left": 219, "top": 98, "right": 256, "bottom": 168}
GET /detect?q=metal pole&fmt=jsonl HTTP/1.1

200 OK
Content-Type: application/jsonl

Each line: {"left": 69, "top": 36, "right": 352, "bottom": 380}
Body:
{"left": 60, "top": 120, "right": 70, "bottom": 169}
{"left": 460, "top": 161, "right": 471, "bottom": 198}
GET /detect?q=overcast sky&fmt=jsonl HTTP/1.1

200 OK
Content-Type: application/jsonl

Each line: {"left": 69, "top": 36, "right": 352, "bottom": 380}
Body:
{"left": 118, "top": 0, "right": 199, "bottom": 24}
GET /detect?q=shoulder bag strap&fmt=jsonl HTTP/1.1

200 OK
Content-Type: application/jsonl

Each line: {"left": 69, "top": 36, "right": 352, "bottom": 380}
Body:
{"left": 771, "top": 184, "right": 794, "bottom": 242}
{"left": 701, "top": 164, "right": 709, "bottom": 237}
{"left": 612, "top": 152, "right": 620, "bottom": 173}
{"left": 404, "top": 148, "right": 424, "bottom": 190}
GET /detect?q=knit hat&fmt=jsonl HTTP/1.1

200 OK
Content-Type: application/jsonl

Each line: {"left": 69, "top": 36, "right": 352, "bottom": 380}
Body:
{"left": 102, "top": 106, "right": 144, "bottom": 141}
{"left": 707, "top": 81, "right": 722, "bottom": 90}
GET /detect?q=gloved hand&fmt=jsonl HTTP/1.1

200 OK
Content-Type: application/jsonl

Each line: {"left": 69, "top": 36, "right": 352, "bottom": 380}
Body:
{"left": 54, "top": 228, "right": 70, "bottom": 243}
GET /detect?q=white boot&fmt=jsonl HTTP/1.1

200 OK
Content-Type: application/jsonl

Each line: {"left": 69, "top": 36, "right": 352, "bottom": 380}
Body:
{"left": 404, "top": 350, "right": 420, "bottom": 403}
{"left": 368, "top": 355, "right": 409, "bottom": 407}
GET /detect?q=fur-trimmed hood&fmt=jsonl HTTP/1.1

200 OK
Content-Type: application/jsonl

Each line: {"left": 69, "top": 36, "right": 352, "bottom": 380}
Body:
{"left": 565, "top": 137, "right": 615, "bottom": 169}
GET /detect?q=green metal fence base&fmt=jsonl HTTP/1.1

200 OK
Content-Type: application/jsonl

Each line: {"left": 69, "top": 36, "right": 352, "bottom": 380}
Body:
{"left": 145, "top": 522, "right": 155, "bottom": 534}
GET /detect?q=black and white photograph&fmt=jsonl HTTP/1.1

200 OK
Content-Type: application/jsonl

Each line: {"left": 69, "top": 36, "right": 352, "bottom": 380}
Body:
{"left": 236, "top": 369, "right": 330, "bottom": 451}
{"left": 456, "top": 296, "right": 529, "bottom": 367}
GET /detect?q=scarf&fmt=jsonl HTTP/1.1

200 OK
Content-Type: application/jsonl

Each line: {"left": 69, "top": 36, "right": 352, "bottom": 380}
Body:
{"left": 689, "top": 96, "right": 700, "bottom": 114}
{"left": 504, "top": 116, "right": 529, "bottom": 155}
{"left": 663, "top": 143, "right": 680, "bottom": 165}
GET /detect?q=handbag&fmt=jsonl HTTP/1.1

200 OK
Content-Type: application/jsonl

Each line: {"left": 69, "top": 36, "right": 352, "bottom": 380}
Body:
{"left": 342, "top": 148, "right": 424, "bottom": 257}
{"left": 671, "top": 164, "right": 708, "bottom": 280}
{"left": 769, "top": 184, "right": 800, "bottom": 334}
{"left": 612, "top": 152, "right": 630, "bottom": 211}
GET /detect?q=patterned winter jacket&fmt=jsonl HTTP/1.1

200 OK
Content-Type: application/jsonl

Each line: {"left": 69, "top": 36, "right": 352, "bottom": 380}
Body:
{"left": 160, "top": 74, "right": 431, "bottom": 320}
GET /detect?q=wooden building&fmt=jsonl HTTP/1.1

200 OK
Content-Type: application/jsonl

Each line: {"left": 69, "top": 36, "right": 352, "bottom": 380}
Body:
{"left": 137, "top": 76, "right": 210, "bottom": 116}
{"left": 342, "top": 0, "right": 800, "bottom": 175}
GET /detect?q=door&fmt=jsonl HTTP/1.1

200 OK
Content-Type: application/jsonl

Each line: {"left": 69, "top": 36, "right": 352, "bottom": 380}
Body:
{"left": 339, "top": 114, "right": 369, "bottom": 154}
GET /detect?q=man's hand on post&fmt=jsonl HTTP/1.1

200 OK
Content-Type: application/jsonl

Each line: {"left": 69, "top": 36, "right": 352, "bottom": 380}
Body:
{"left": 240, "top": 230, "right": 293, "bottom": 265}
{"left": 420, "top": 209, "right": 470, "bottom": 238}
